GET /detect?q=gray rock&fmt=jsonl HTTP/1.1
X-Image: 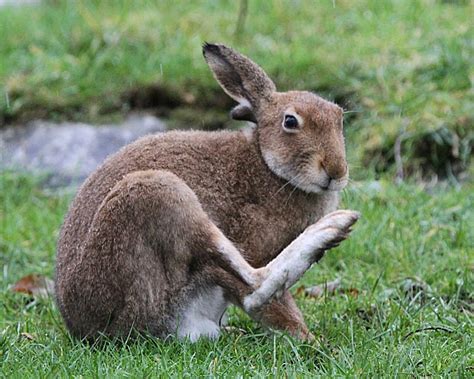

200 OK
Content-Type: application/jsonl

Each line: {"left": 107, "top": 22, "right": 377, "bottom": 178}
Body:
{"left": 0, "top": 114, "right": 166, "bottom": 187}
{"left": 0, "top": 0, "right": 40, "bottom": 6}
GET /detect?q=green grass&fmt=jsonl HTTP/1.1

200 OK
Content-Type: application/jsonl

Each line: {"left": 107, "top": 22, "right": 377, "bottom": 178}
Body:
{"left": 1, "top": 172, "right": 472, "bottom": 377}
{"left": 1, "top": 0, "right": 472, "bottom": 176}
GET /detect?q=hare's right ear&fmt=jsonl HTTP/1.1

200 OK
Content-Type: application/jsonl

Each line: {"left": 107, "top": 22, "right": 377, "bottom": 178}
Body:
{"left": 203, "top": 43, "right": 276, "bottom": 122}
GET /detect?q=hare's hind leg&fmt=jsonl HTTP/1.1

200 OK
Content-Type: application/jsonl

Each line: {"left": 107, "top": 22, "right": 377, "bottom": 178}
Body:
{"left": 206, "top": 211, "right": 359, "bottom": 327}
{"left": 201, "top": 210, "right": 358, "bottom": 342}
{"left": 241, "top": 210, "right": 360, "bottom": 315}
{"left": 61, "top": 169, "right": 257, "bottom": 340}
{"left": 99, "top": 170, "right": 269, "bottom": 341}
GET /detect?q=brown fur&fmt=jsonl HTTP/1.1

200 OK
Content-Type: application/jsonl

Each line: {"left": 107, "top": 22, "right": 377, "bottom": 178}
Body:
{"left": 55, "top": 43, "right": 356, "bottom": 341}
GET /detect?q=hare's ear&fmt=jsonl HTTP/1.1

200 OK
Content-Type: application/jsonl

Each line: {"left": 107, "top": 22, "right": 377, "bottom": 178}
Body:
{"left": 203, "top": 43, "right": 276, "bottom": 113}
{"left": 230, "top": 104, "right": 257, "bottom": 123}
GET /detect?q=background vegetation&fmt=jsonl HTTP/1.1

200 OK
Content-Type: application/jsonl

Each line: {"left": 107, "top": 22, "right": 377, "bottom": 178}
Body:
{"left": 0, "top": 0, "right": 472, "bottom": 376}
{"left": 1, "top": 0, "right": 472, "bottom": 179}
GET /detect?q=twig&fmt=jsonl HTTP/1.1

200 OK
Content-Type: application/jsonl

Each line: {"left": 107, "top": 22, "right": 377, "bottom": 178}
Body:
{"left": 304, "top": 278, "right": 341, "bottom": 297}
{"left": 394, "top": 132, "right": 406, "bottom": 185}
{"left": 402, "top": 326, "right": 454, "bottom": 341}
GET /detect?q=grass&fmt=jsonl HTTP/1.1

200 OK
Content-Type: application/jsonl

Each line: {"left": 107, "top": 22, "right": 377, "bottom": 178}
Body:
{"left": 0, "top": 0, "right": 472, "bottom": 176}
{"left": 1, "top": 172, "right": 472, "bottom": 376}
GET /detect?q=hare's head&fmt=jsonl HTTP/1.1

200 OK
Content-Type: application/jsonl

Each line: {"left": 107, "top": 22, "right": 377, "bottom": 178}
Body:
{"left": 203, "top": 43, "right": 348, "bottom": 193}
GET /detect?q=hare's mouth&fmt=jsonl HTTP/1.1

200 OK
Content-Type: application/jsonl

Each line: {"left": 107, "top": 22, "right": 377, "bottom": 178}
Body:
{"left": 285, "top": 177, "right": 328, "bottom": 194}
{"left": 295, "top": 181, "right": 332, "bottom": 194}
{"left": 262, "top": 150, "right": 348, "bottom": 194}
{"left": 293, "top": 174, "right": 348, "bottom": 194}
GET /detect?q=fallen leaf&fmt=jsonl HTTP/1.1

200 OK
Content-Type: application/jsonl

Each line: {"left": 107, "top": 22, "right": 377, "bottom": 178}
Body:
{"left": 342, "top": 287, "right": 360, "bottom": 297}
{"left": 11, "top": 274, "right": 54, "bottom": 299}
{"left": 400, "top": 277, "right": 431, "bottom": 302}
{"left": 295, "top": 286, "right": 306, "bottom": 297}
{"left": 304, "top": 278, "right": 341, "bottom": 298}
{"left": 297, "top": 279, "right": 360, "bottom": 299}
{"left": 20, "top": 332, "right": 35, "bottom": 340}
{"left": 223, "top": 326, "right": 247, "bottom": 335}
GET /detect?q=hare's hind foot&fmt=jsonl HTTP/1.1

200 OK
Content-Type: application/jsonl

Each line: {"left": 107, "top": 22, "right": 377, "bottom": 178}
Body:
{"left": 243, "top": 210, "right": 360, "bottom": 314}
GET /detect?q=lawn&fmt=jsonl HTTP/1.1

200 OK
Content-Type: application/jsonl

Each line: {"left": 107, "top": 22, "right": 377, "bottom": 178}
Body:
{"left": 1, "top": 173, "right": 472, "bottom": 376}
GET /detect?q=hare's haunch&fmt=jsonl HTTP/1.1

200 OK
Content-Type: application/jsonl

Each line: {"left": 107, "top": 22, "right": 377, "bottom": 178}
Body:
{"left": 55, "top": 43, "right": 359, "bottom": 342}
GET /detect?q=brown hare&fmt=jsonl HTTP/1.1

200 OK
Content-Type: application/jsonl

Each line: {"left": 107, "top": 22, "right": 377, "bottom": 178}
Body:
{"left": 55, "top": 43, "right": 359, "bottom": 342}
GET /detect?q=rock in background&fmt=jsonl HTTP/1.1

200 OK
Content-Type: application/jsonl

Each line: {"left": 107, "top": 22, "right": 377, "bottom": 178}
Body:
{"left": 0, "top": 114, "right": 166, "bottom": 187}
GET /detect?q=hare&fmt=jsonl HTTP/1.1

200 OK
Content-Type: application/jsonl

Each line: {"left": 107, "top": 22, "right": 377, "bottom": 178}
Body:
{"left": 55, "top": 43, "right": 359, "bottom": 342}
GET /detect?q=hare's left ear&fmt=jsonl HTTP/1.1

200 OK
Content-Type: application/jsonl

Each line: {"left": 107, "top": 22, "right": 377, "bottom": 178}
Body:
{"left": 203, "top": 43, "right": 275, "bottom": 122}
{"left": 230, "top": 103, "right": 257, "bottom": 123}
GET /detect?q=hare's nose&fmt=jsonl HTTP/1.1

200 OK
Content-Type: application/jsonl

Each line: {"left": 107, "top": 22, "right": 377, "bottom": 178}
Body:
{"left": 321, "top": 162, "right": 347, "bottom": 182}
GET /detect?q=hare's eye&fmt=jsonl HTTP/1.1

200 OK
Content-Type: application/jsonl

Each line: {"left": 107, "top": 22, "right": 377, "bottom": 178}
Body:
{"left": 284, "top": 115, "right": 299, "bottom": 129}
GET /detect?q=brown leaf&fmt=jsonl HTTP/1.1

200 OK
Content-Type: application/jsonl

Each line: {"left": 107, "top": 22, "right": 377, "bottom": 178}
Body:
{"left": 341, "top": 287, "right": 360, "bottom": 297}
{"left": 400, "top": 277, "right": 431, "bottom": 302}
{"left": 295, "top": 285, "right": 306, "bottom": 297}
{"left": 11, "top": 274, "right": 54, "bottom": 299}
{"left": 304, "top": 278, "right": 341, "bottom": 298}
{"left": 297, "top": 279, "right": 360, "bottom": 299}
{"left": 20, "top": 332, "right": 35, "bottom": 340}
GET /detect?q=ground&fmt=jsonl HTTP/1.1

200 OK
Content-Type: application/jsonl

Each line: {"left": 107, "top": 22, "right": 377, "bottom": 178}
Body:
{"left": 1, "top": 173, "right": 472, "bottom": 376}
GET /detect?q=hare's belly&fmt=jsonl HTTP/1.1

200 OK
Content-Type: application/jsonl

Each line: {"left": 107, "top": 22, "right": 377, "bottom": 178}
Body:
{"left": 176, "top": 286, "right": 228, "bottom": 341}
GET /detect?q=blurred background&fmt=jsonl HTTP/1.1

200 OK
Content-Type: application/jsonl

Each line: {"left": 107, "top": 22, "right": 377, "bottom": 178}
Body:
{"left": 1, "top": 0, "right": 472, "bottom": 185}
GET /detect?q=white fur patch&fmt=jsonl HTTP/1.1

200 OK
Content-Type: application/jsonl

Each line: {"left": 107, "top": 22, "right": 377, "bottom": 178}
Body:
{"left": 262, "top": 150, "right": 323, "bottom": 193}
{"left": 261, "top": 150, "right": 348, "bottom": 194}
{"left": 177, "top": 286, "right": 228, "bottom": 342}
{"left": 242, "top": 125, "right": 256, "bottom": 142}
{"left": 262, "top": 150, "right": 294, "bottom": 183}
{"left": 237, "top": 97, "right": 251, "bottom": 108}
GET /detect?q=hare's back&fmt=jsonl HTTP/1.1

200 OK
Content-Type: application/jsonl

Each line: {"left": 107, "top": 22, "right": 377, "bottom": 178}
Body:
{"left": 57, "top": 129, "right": 251, "bottom": 267}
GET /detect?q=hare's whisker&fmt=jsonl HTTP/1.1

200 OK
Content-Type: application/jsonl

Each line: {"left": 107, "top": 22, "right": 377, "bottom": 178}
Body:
{"left": 273, "top": 172, "right": 306, "bottom": 197}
